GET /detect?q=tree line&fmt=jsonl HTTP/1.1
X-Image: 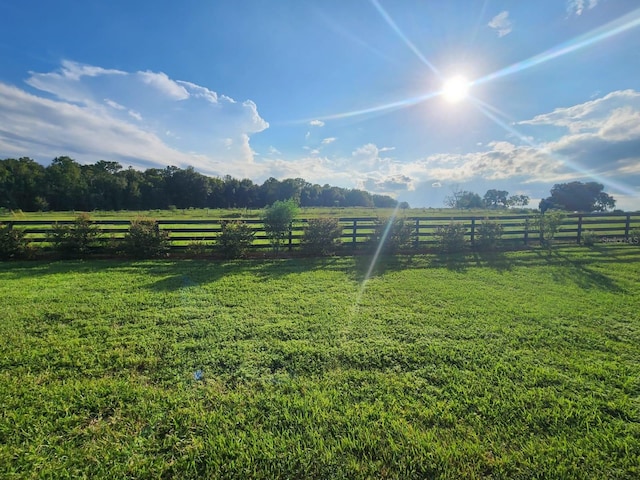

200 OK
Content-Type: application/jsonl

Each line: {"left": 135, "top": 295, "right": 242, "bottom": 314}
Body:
{"left": 0, "top": 157, "right": 399, "bottom": 211}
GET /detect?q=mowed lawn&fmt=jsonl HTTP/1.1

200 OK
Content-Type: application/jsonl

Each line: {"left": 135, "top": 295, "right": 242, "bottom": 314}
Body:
{"left": 1, "top": 246, "right": 639, "bottom": 479}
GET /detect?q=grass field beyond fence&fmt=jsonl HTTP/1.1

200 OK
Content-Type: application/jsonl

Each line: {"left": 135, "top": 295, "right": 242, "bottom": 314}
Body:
{"left": 1, "top": 245, "right": 639, "bottom": 478}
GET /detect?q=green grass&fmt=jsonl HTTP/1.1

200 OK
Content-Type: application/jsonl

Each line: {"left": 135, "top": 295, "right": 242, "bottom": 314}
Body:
{"left": 0, "top": 206, "right": 533, "bottom": 222}
{"left": 1, "top": 245, "right": 639, "bottom": 478}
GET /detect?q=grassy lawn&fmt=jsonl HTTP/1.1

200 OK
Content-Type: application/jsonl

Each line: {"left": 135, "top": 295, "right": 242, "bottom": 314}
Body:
{"left": 1, "top": 245, "right": 639, "bottom": 478}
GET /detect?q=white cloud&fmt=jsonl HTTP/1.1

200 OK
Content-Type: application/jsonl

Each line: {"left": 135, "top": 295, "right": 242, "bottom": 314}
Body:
{"left": 488, "top": 11, "right": 512, "bottom": 37}
{"left": 309, "top": 119, "right": 325, "bottom": 127}
{"left": 321, "top": 137, "right": 337, "bottom": 145}
{"left": 0, "top": 61, "right": 269, "bottom": 177}
{"left": 137, "top": 71, "right": 189, "bottom": 100}
{"left": 567, "top": 0, "right": 599, "bottom": 16}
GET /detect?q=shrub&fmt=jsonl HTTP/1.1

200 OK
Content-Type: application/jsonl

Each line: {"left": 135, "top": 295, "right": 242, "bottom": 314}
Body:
{"left": 581, "top": 230, "right": 598, "bottom": 247}
{"left": 368, "top": 217, "right": 413, "bottom": 254}
{"left": 475, "top": 219, "right": 503, "bottom": 250}
{"left": 535, "top": 210, "right": 566, "bottom": 248}
{"left": 123, "top": 218, "right": 169, "bottom": 258}
{"left": 47, "top": 213, "right": 100, "bottom": 257}
{"left": 186, "top": 239, "right": 212, "bottom": 256}
{"left": 301, "top": 217, "right": 343, "bottom": 256}
{"left": 629, "top": 228, "right": 640, "bottom": 246}
{"left": 0, "top": 223, "right": 29, "bottom": 260}
{"left": 217, "top": 221, "right": 255, "bottom": 258}
{"left": 435, "top": 222, "right": 467, "bottom": 253}
{"left": 262, "top": 199, "right": 299, "bottom": 253}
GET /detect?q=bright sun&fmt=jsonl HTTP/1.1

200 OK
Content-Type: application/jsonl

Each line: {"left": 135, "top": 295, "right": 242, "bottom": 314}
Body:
{"left": 442, "top": 75, "right": 470, "bottom": 103}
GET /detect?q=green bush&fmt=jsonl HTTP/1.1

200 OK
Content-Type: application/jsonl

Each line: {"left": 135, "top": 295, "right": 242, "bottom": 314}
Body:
{"left": 368, "top": 217, "right": 413, "bottom": 254}
{"left": 0, "top": 223, "right": 29, "bottom": 260}
{"left": 217, "top": 221, "right": 255, "bottom": 258}
{"left": 629, "top": 228, "right": 640, "bottom": 246}
{"left": 535, "top": 210, "right": 566, "bottom": 248}
{"left": 123, "top": 218, "right": 169, "bottom": 258}
{"left": 301, "top": 217, "right": 343, "bottom": 256}
{"left": 475, "top": 219, "right": 503, "bottom": 250}
{"left": 47, "top": 213, "right": 100, "bottom": 257}
{"left": 436, "top": 222, "right": 467, "bottom": 253}
{"left": 262, "top": 199, "right": 299, "bottom": 253}
{"left": 581, "top": 230, "right": 598, "bottom": 246}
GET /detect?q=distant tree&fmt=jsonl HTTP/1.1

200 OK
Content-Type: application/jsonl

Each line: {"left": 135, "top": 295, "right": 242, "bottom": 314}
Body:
{"left": 539, "top": 182, "right": 615, "bottom": 213}
{"left": 345, "top": 189, "right": 374, "bottom": 207}
{"left": 45, "top": 156, "right": 87, "bottom": 210}
{"left": 445, "top": 188, "right": 483, "bottom": 209}
{"left": 507, "top": 194, "right": 530, "bottom": 208}
{"left": 483, "top": 189, "right": 509, "bottom": 209}
{"left": 372, "top": 194, "right": 398, "bottom": 208}
{"left": 0, "top": 157, "right": 46, "bottom": 210}
{"left": 399, "top": 201, "right": 410, "bottom": 210}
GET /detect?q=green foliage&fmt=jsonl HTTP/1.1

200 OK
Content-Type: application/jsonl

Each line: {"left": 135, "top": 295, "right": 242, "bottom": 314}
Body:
{"left": 301, "top": 217, "right": 343, "bottom": 256}
{"left": 0, "top": 223, "right": 29, "bottom": 260}
{"left": 536, "top": 210, "right": 567, "bottom": 247}
{"left": 435, "top": 222, "right": 467, "bottom": 253}
{"left": 217, "top": 221, "right": 255, "bottom": 258}
{"left": 262, "top": 199, "right": 299, "bottom": 253}
{"left": 368, "top": 217, "right": 414, "bottom": 254}
{"left": 581, "top": 230, "right": 598, "bottom": 246}
{"left": 475, "top": 219, "right": 503, "bottom": 250}
{"left": 123, "top": 218, "right": 169, "bottom": 258}
{"left": 47, "top": 213, "right": 100, "bottom": 256}
{"left": 540, "top": 181, "right": 615, "bottom": 213}
{"left": 629, "top": 228, "right": 640, "bottom": 246}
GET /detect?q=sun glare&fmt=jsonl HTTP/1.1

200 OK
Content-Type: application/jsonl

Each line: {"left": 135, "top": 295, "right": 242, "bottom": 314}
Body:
{"left": 442, "top": 75, "right": 470, "bottom": 103}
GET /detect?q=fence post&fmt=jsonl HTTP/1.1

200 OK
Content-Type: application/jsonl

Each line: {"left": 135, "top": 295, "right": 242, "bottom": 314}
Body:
{"left": 470, "top": 218, "right": 476, "bottom": 246}
{"left": 576, "top": 215, "right": 583, "bottom": 244}
{"left": 524, "top": 218, "right": 529, "bottom": 246}
{"left": 352, "top": 219, "right": 357, "bottom": 247}
{"left": 288, "top": 222, "right": 293, "bottom": 251}
{"left": 625, "top": 213, "right": 631, "bottom": 240}
{"left": 414, "top": 218, "right": 420, "bottom": 249}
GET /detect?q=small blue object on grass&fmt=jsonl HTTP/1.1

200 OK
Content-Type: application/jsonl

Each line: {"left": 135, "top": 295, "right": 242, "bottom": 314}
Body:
{"left": 194, "top": 369, "right": 204, "bottom": 381}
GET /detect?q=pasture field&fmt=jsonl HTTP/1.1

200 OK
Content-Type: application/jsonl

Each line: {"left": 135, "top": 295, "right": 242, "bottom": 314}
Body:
{"left": 0, "top": 206, "right": 529, "bottom": 222}
{"left": 1, "top": 245, "right": 639, "bottom": 478}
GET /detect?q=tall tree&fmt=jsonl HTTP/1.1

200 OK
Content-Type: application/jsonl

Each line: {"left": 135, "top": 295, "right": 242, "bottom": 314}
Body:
{"left": 45, "top": 156, "right": 86, "bottom": 210}
{"left": 539, "top": 182, "right": 615, "bottom": 213}
{"left": 483, "top": 189, "right": 509, "bottom": 209}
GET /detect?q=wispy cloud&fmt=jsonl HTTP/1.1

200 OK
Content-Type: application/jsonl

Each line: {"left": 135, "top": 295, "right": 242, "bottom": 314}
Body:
{"left": 567, "top": 0, "right": 599, "bottom": 16}
{"left": 309, "top": 119, "right": 325, "bottom": 127}
{"left": 321, "top": 137, "right": 337, "bottom": 145}
{"left": 488, "top": 11, "right": 512, "bottom": 37}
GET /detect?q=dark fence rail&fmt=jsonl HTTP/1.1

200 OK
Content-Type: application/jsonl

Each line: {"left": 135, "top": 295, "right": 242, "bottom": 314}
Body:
{"left": 2, "top": 212, "right": 639, "bottom": 251}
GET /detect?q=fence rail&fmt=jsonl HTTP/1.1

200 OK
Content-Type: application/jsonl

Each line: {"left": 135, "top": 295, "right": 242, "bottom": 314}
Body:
{"left": 3, "top": 212, "right": 640, "bottom": 251}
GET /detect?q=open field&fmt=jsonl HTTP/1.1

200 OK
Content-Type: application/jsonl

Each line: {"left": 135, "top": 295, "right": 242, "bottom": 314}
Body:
{"left": 1, "top": 245, "right": 639, "bottom": 478}
{"left": 0, "top": 206, "right": 532, "bottom": 221}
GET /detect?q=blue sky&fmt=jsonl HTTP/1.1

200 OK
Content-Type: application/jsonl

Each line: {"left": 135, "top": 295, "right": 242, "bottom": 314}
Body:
{"left": 1, "top": 0, "right": 640, "bottom": 209}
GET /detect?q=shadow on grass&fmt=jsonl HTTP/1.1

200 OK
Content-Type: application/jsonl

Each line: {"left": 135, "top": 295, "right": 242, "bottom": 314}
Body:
{"left": 532, "top": 248, "right": 626, "bottom": 292}
{"left": 2, "top": 244, "right": 637, "bottom": 292}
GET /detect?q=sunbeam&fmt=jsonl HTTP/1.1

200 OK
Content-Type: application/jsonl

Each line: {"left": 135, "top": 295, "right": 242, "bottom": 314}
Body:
{"left": 470, "top": 97, "right": 638, "bottom": 198}
{"left": 354, "top": 204, "right": 401, "bottom": 310}
{"left": 370, "top": 0, "right": 441, "bottom": 77}
{"left": 474, "top": 7, "right": 640, "bottom": 86}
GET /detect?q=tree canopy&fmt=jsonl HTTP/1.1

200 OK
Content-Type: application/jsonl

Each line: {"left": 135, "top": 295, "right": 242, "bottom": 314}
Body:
{"left": 539, "top": 182, "right": 616, "bottom": 213}
{"left": 0, "top": 157, "right": 399, "bottom": 211}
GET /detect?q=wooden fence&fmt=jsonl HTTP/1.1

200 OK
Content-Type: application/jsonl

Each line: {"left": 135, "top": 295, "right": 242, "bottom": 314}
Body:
{"left": 3, "top": 212, "right": 640, "bottom": 251}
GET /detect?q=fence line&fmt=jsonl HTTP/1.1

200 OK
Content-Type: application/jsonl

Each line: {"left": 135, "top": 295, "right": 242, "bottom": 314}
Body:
{"left": 3, "top": 212, "right": 639, "bottom": 251}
